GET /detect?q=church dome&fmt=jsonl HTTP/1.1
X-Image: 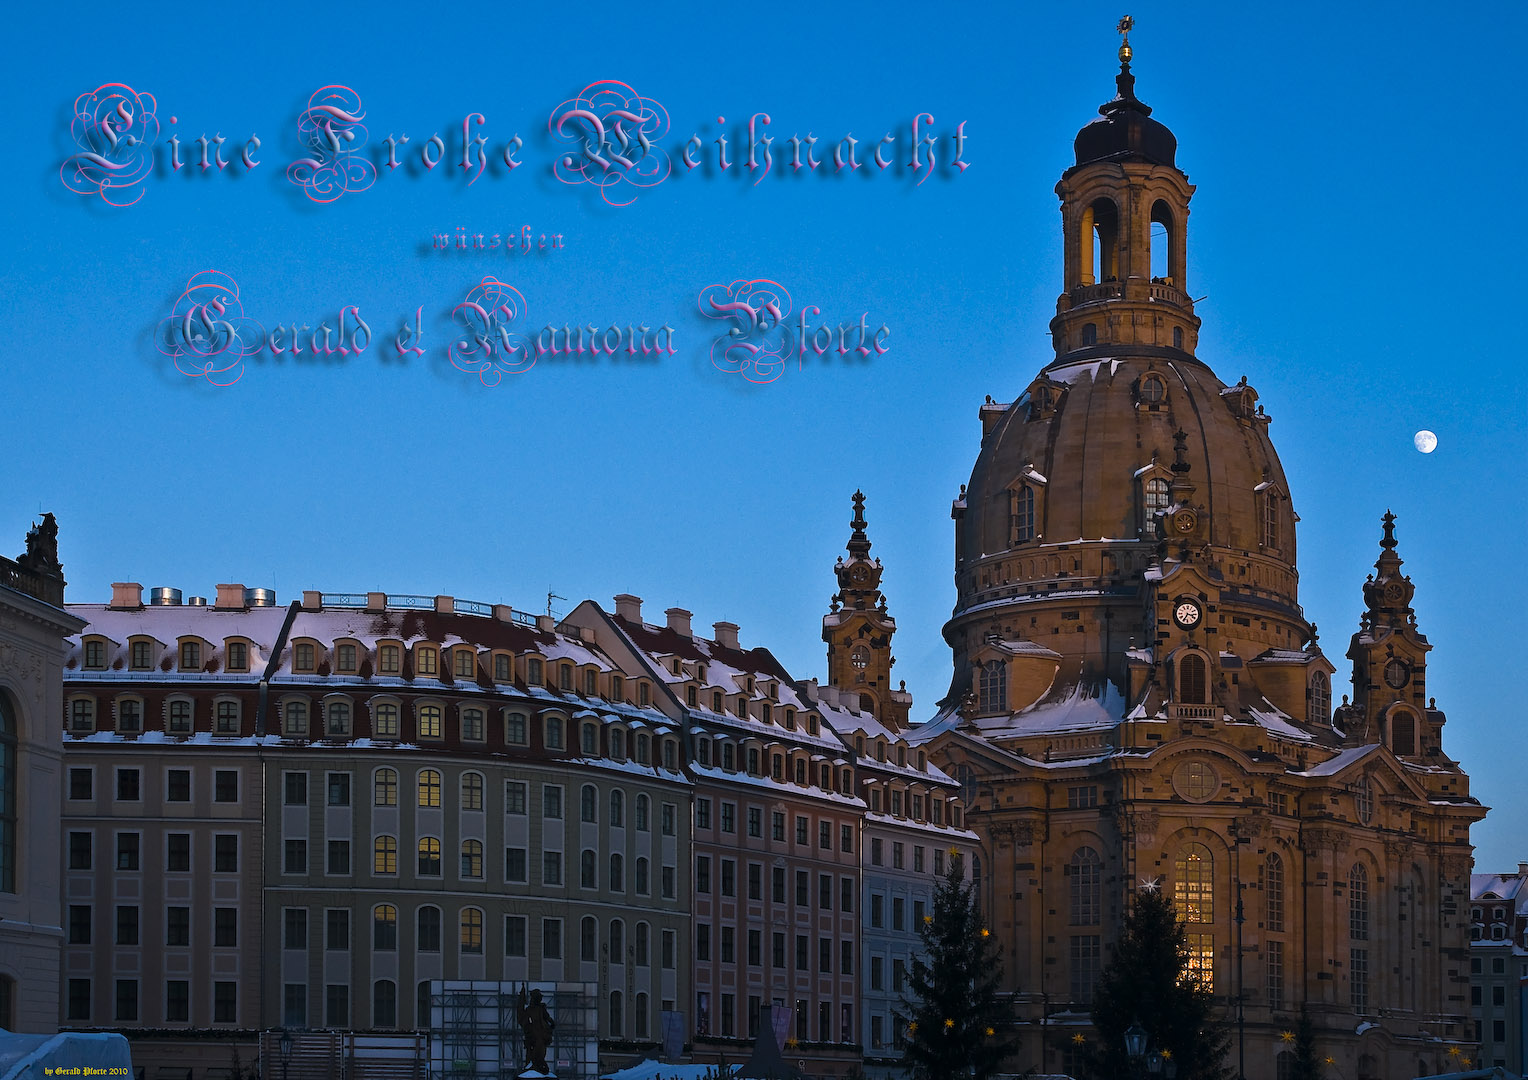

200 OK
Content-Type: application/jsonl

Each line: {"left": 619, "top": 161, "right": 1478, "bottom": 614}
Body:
{"left": 1072, "top": 65, "right": 1176, "bottom": 169}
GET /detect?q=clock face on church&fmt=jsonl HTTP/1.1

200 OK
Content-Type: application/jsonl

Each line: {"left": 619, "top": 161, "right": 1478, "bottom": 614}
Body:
{"left": 1173, "top": 599, "right": 1203, "bottom": 630}
{"left": 851, "top": 645, "right": 870, "bottom": 670}
{"left": 850, "top": 565, "right": 870, "bottom": 584}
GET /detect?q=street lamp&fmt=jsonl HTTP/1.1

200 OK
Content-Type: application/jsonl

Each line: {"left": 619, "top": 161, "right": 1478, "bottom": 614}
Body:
{"left": 1148, "top": 1050, "right": 1164, "bottom": 1075}
{"left": 1125, "top": 1021, "right": 1148, "bottom": 1078}
{"left": 279, "top": 1029, "right": 292, "bottom": 1080}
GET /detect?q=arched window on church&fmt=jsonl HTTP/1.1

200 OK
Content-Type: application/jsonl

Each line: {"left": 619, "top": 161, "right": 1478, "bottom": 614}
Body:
{"left": 979, "top": 660, "right": 1007, "bottom": 715}
{"left": 1349, "top": 863, "right": 1369, "bottom": 941}
{"left": 1081, "top": 322, "right": 1097, "bottom": 346}
{"left": 1309, "top": 671, "right": 1331, "bottom": 724}
{"left": 1069, "top": 847, "right": 1101, "bottom": 926}
{"left": 1264, "top": 853, "right": 1285, "bottom": 933}
{"left": 1175, "top": 843, "right": 1214, "bottom": 990}
{"left": 1390, "top": 708, "right": 1416, "bottom": 756}
{"left": 1263, "top": 490, "right": 1280, "bottom": 550}
{"left": 1142, "top": 477, "right": 1170, "bottom": 535}
{"left": 1151, "top": 199, "right": 1177, "bottom": 283}
{"left": 1178, "top": 653, "right": 1208, "bottom": 705}
{"left": 1010, "top": 486, "right": 1036, "bottom": 545}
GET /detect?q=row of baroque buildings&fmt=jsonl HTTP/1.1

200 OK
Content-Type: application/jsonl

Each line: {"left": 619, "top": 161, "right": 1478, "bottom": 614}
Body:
{"left": 0, "top": 30, "right": 1504, "bottom": 1080}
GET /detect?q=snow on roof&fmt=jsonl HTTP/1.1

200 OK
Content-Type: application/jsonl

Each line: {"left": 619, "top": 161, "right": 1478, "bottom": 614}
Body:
{"left": 1246, "top": 699, "right": 1316, "bottom": 743}
{"left": 1471, "top": 873, "right": 1528, "bottom": 905}
{"left": 1293, "top": 744, "right": 1380, "bottom": 777}
{"left": 1251, "top": 648, "right": 1314, "bottom": 665}
{"left": 979, "top": 677, "right": 1128, "bottom": 739}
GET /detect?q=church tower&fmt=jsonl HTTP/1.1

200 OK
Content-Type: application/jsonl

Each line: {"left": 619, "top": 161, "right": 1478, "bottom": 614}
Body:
{"left": 824, "top": 491, "right": 911, "bottom": 729}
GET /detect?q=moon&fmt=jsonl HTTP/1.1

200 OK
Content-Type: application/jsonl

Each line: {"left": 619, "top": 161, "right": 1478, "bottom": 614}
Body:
{"left": 1414, "top": 430, "right": 1438, "bottom": 454}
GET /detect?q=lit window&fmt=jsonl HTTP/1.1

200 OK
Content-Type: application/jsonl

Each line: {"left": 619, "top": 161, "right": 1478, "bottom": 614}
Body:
{"left": 418, "top": 705, "right": 442, "bottom": 739}
{"left": 455, "top": 650, "right": 475, "bottom": 678}
{"left": 461, "top": 773, "right": 483, "bottom": 810}
{"left": 374, "top": 836, "right": 397, "bottom": 874}
{"left": 1175, "top": 844, "right": 1214, "bottom": 922}
{"left": 417, "top": 837, "right": 441, "bottom": 876}
{"left": 416, "top": 647, "right": 438, "bottom": 676}
{"left": 373, "top": 702, "right": 399, "bottom": 738}
{"left": 373, "top": 905, "right": 397, "bottom": 950}
{"left": 460, "top": 908, "right": 483, "bottom": 953}
{"left": 378, "top": 645, "right": 400, "bottom": 674}
{"left": 417, "top": 770, "right": 441, "bottom": 808}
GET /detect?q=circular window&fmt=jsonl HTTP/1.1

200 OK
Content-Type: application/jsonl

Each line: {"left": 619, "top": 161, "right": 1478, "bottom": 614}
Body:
{"left": 1384, "top": 659, "right": 1409, "bottom": 689}
{"left": 851, "top": 646, "right": 870, "bottom": 671}
{"left": 1174, "top": 760, "right": 1220, "bottom": 802}
{"left": 1139, "top": 374, "right": 1167, "bottom": 404}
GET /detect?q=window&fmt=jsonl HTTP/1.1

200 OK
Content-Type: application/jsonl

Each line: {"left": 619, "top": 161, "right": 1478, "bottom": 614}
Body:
{"left": 168, "top": 699, "right": 191, "bottom": 733}
{"left": 893, "top": 841, "right": 905, "bottom": 868}
{"left": 166, "top": 980, "right": 189, "bottom": 1022}
{"left": 506, "top": 781, "right": 527, "bottom": 815}
{"left": 214, "top": 834, "right": 238, "bottom": 872}
{"left": 582, "top": 723, "right": 598, "bottom": 754}
{"left": 1267, "top": 938, "right": 1284, "bottom": 1011}
{"left": 507, "top": 712, "right": 528, "bottom": 745}
{"left": 416, "top": 647, "right": 438, "bottom": 676}
{"left": 544, "top": 785, "right": 563, "bottom": 818}
{"left": 1263, "top": 490, "right": 1279, "bottom": 550}
{"left": 871, "top": 838, "right": 883, "bottom": 866}
{"left": 166, "top": 833, "right": 190, "bottom": 872}
{"left": 214, "top": 907, "right": 238, "bottom": 947}
{"left": 545, "top": 716, "right": 564, "bottom": 749}
{"left": 1349, "top": 863, "right": 1369, "bottom": 940}
{"left": 284, "top": 772, "right": 308, "bottom": 805}
{"left": 661, "top": 803, "right": 675, "bottom": 835}
{"left": 581, "top": 785, "right": 598, "bottom": 823}
{"left": 980, "top": 659, "right": 1007, "bottom": 713}
{"left": 455, "top": 649, "right": 476, "bottom": 678}
{"left": 1354, "top": 777, "right": 1374, "bottom": 824}
{"left": 542, "top": 918, "right": 562, "bottom": 959}
{"left": 870, "top": 894, "right": 883, "bottom": 928}
{"left": 718, "top": 859, "right": 731, "bottom": 897}
{"left": 842, "top": 878, "right": 855, "bottom": 912}
{"left": 374, "top": 835, "right": 397, "bottom": 874}
{"left": 70, "top": 698, "right": 95, "bottom": 733}
{"left": 820, "top": 821, "right": 832, "bottom": 848}
{"left": 115, "top": 832, "right": 139, "bottom": 870}
{"left": 418, "top": 769, "right": 441, "bottom": 808}
{"left": 506, "top": 915, "right": 527, "bottom": 957}
{"left": 696, "top": 856, "right": 711, "bottom": 894}
{"left": 1070, "top": 847, "right": 1102, "bottom": 925}
{"left": 506, "top": 847, "right": 527, "bottom": 882}
{"left": 461, "top": 772, "right": 483, "bottom": 810}
{"left": 772, "top": 811, "right": 785, "bottom": 841}
{"left": 796, "top": 815, "right": 808, "bottom": 845}
{"left": 373, "top": 702, "right": 399, "bottom": 738}
{"left": 67, "top": 978, "right": 91, "bottom": 1022}
{"left": 115, "top": 980, "right": 138, "bottom": 1022}
{"left": 636, "top": 857, "right": 649, "bottom": 894}
{"left": 335, "top": 643, "right": 357, "bottom": 672}
{"left": 696, "top": 924, "right": 711, "bottom": 962}
{"left": 284, "top": 839, "right": 306, "bottom": 874}
{"left": 772, "top": 867, "right": 786, "bottom": 904}
{"left": 374, "top": 768, "right": 397, "bottom": 806}
{"left": 1310, "top": 671, "right": 1331, "bottom": 724}
{"left": 418, "top": 704, "right": 442, "bottom": 739}
{"left": 417, "top": 907, "right": 441, "bottom": 952}
{"left": 1070, "top": 934, "right": 1101, "bottom": 1004}
{"left": 418, "top": 837, "right": 442, "bottom": 876}
{"left": 722, "top": 803, "right": 736, "bottom": 833}
{"left": 115, "top": 905, "right": 139, "bottom": 945}
{"left": 1011, "top": 485, "right": 1036, "bottom": 544}
{"left": 1067, "top": 785, "right": 1098, "bottom": 809}
{"left": 327, "top": 839, "right": 351, "bottom": 874}
{"left": 1350, "top": 946, "right": 1369, "bottom": 1012}
{"left": 116, "top": 767, "right": 140, "bottom": 801}
{"left": 1186, "top": 933, "right": 1214, "bottom": 990}
{"left": 167, "top": 769, "right": 191, "bottom": 802}
{"left": 284, "top": 908, "right": 308, "bottom": 949}
{"left": 527, "top": 658, "right": 543, "bottom": 685}
{"left": 1175, "top": 844, "right": 1213, "bottom": 922}
{"left": 226, "top": 641, "right": 248, "bottom": 672}
{"left": 1265, "top": 853, "right": 1285, "bottom": 933}
{"left": 1144, "top": 476, "right": 1170, "bottom": 516}
{"left": 460, "top": 908, "right": 483, "bottom": 953}
{"left": 662, "top": 866, "right": 676, "bottom": 899}
{"left": 379, "top": 645, "right": 401, "bottom": 674}
{"left": 543, "top": 850, "right": 563, "bottom": 886}
{"left": 327, "top": 700, "right": 351, "bottom": 736}
{"left": 748, "top": 863, "right": 762, "bottom": 901}
{"left": 130, "top": 641, "right": 152, "bottom": 669}
{"left": 841, "top": 824, "right": 854, "bottom": 852}
{"left": 697, "top": 798, "right": 711, "bottom": 830}
{"left": 1391, "top": 709, "right": 1417, "bottom": 756}
{"left": 282, "top": 699, "right": 309, "bottom": 737}
{"left": 323, "top": 984, "right": 347, "bottom": 1028}
{"left": 374, "top": 980, "right": 397, "bottom": 1028}
{"left": 215, "top": 700, "right": 240, "bottom": 734}
{"left": 461, "top": 840, "right": 483, "bottom": 878}
{"left": 83, "top": 640, "right": 105, "bottom": 669}
{"left": 610, "top": 789, "right": 624, "bottom": 827}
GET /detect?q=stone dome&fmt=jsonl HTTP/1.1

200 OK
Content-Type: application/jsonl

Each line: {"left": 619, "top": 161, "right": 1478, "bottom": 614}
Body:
{"left": 1072, "top": 63, "right": 1177, "bottom": 169}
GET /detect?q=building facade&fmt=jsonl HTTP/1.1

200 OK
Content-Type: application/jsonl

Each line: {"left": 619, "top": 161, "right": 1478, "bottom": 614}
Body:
{"left": 912, "top": 39, "right": 1486, "bottom": 1080}
{"left": 1, "top": 515, "right": 87, "bottom": 1033}
{"left": 1470, "top": 866, "right": 1528, "bottom": 1075}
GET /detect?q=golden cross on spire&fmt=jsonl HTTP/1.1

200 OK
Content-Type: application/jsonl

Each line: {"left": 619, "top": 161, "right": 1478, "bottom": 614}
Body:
{"left": 1117, "top": 15, "right": 1135, "bottom": 63}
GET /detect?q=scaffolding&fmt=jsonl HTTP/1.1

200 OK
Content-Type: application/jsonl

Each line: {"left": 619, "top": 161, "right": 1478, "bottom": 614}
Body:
{"left": 426, "top": 981, "right": 597, "bottom": 1080}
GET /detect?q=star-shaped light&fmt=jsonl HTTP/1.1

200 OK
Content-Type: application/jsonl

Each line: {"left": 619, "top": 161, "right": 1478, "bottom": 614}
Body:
{"left": 1139, "top": 875, "right": 1162, "bottom": 893}
{"left": 1324, "top": 1057, "right": 1335, "bottom": 1066}
{"left": 1072, "top": 1034, "right": 1086, "bottom": 1045}
{"left": 907, "top": 1022, "right": 918, "bottom": 1033}
{"left": 945, "top": 1018, "right": 955, "bottom": 1029}
{"left": 1448, "top": 1047, "right": 1461, "bottom": 1058}
{"left": 1281, "top": 1031, "right": 1296, "bottom": 1043}
{"left": 1463, "top": 1060, "right": 1473, "bottom": 1068}
{"left": 985, "top": 1027, "right": 995, "bottom": 1037}
{"left": 785, "top": 1038, "right": 799, "bottom": 1049}
{"left": 948, "top": 846, "right": 961, "bottom": 859}
{"left": 1161, "top": 1049, "right": 1172, "bottom": 1060}
{"left": 981, "top": 928, "right": 990, "bottom": 937}
{"left": 924, "top": 915, "right": 933, "bottom": 923}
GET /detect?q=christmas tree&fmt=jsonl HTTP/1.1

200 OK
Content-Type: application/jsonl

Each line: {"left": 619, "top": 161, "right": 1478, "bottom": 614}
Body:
{"left": 1089, "top": 885, "right": 1231, "bottom": 1080}
{"left": 900, "top": 850, "right": 1015, "bottom": 1080}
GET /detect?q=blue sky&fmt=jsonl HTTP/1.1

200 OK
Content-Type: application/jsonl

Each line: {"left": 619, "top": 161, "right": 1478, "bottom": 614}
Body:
{"left": 2, "top": 1, "right": 1523, "bottom": 869}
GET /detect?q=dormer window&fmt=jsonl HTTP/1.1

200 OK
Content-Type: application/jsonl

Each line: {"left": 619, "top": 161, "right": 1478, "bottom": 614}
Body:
{"left": 670, "top": 658, "right": 681, "bottom": 675}
{"left": 638, "top": 682, "right": 650, "bottom": 707}
{"left": 293, "top": 643, "right": 315, "bottom": 673}
{"left": 1010, "top": 486, "right": 1036, "bottom": 545}
{"left": 559, "top": 664, "right": 573, "bottom": 690}
{"left": 980, "top": 659, "right": 1008, "bottom": 714}
{"left": 610, "top": 674, "right": 624, "bottom": 701}
{"left": 711, "top": 690, "right": 723, "bottom": 713}
{"left": 584, "top": 669, "right": 597, "bottom": 696}
{"left": 416, "top": 647, "right": 438, "bottom": 677}
{"left": 379, "top": 645, "right": 401, "bottom": 675}
{"left": 807, "top": 715, "right": 819, "bottom": 735}
{"left": 1262, "top": 491, "right": 1279, "bottom": 550}
{"left": 336, "top": 644, "right": 358, "bottom": 673}
{"left": 130, "top": 641, "right": 153, "bottom": 670}
{"left": 83, "top": 639, "right": 106, "bottom": 669}
{"left": 761, "top": 703, "right": 772, "bottom": 724}
{"left": 455, "top": 650, "right": 476, "bottom": 679}
{"left": 1309, "top": 671, "right": 1331, "bottom": 724}
{"left": 226, "top": 641, "right": 249, "bottom": 673}
{"left": 527, "top": 659, "right": 543, "bottom": 685}
{"left": 179, "top": 642, "right": 201, "bottom": 671}
{"left": 687, "top": 686, "right": 698, "bottom": 707}
{"left": 735, "top": 697, "right": 749, "bottom": 719}
{"left": 784, "top": 708, "right": 796, "bottom": 731}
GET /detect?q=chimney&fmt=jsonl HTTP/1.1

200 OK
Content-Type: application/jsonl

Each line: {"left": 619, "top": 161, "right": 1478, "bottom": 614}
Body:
{"left": 214, "top": 583, "right": 247, "bottom": 610}
{"left": 665, "top": 607, "right": 693, "bottom": 637}
{"left": 614, "top": 594, "right": 643, "bottom": 623}
{"left": 1519, "top": 862, "right": 1528, "bottom": 878}
{"left": 148, "top": 587, "right": 182, "bottom": 606}
{"left": 713, "top": 621, "right": 740, "bottom": 650}
{"left": 109, "top": 582, "right": 144, "bottom": 610}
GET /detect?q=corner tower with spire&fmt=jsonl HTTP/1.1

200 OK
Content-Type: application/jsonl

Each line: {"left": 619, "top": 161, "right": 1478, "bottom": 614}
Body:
{"left": 823, "top": 491, "right": 911, "bottom": 729}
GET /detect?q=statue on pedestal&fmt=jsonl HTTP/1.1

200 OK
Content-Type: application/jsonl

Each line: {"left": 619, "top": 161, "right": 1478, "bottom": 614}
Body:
{"left": 515, "top": 987, "right": 555, "bottom": 1077}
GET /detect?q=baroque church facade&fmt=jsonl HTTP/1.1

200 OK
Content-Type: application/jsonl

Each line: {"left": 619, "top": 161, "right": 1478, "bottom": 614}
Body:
{"left": 904, "top": 35, "right": 1485, "bottom": 1080}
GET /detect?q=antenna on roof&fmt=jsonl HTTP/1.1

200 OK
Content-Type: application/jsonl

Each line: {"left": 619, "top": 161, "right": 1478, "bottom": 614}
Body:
{"left": 546, "top": 588, "right": 567, "bottom": 617}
